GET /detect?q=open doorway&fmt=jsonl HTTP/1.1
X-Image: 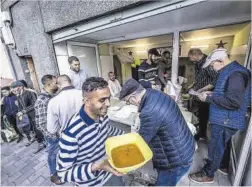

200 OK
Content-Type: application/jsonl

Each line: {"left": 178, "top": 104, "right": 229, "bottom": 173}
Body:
{"left": 179, "top": 22, "right": 251, "bottom": 185}
{"left": 178, "top": 22, "right": 250, "bottom": 90}
{"left": 25, "top": 57, "right": 40, "bottom": 93}
{"left": 108, "top": 34, "right": 174, "bottom": 83}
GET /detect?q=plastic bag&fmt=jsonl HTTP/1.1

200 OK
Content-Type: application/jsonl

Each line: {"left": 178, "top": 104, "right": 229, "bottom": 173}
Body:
{"left": 166, "top": 81, "right": 182, "bottom": 102}
{"left": 1, "top": 117, "right": 19, "bottom": 142}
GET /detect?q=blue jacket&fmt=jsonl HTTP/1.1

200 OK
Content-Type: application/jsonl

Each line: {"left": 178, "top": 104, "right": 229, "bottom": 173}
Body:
{"left": 3, "top": 94, "right": 19, "bottom": 116}
{"left": 209, "top": 61, "right": 251, "bottom": 130}
{"left": 139, "top": 89, "right": 195, "bottom": 169}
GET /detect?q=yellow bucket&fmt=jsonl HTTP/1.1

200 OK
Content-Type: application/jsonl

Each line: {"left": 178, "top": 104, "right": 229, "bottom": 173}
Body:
{"left": 105, "top": 132, "right": 153, "bottom": 173}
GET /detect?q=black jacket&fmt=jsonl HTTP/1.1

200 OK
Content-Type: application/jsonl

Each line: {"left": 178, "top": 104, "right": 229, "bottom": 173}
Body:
{"left": 17, "top": 90, "right": 37, "bottom": 122}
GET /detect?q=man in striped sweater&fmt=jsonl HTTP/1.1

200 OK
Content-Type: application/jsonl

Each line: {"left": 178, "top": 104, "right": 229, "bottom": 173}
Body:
{"left": 138, "top": 48, "right": 162, "bottom": 90}
{"left": 57, "top": 77, "right": 124, "bottom": 186}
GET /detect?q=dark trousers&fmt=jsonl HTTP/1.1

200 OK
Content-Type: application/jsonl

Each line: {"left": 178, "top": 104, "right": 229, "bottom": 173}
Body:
{"left": 6, "top": 115, "right": 23, "bottom": 137}
{"left": 197, "top": 101, "right": 209, "bottom": 137}
{"left": 204, "top": 124, "right": 237, "bottom": 178}
{"left": 220, "top": 139, "right": 231, "bottom": 169}
{"left": 28, "top": 116, "right": 44, "bottom": 143}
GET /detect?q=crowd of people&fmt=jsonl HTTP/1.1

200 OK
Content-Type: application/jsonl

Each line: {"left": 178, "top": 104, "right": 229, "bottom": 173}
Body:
{"left": 0, "top": 46, "right": 250, "bottom": 186}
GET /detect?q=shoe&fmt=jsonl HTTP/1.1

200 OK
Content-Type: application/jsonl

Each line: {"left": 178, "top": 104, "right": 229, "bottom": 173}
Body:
{"left": 189, "top": 170, "right": 214, "bottom": 184}
{"left": 16, "top": 136, "right": 24, "bottom": 143}
{"left": 50, "top": 173, "right": 65, "bottom": 185}
{"left": 194, "top": 133, "right": 207, "bottom": 141}
{"left": 25, "top": 138, "right": 36, "bottom": 147}
{"left": 218, "top": 168, "right": 228, "bottom": 176}
{"left": 33, "top": 143, "right": 46, "bottom": 154}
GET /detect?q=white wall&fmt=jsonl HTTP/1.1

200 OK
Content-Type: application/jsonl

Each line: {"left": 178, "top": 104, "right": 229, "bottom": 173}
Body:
{"left": 180, "top": 36, "right": 234, "bottom": 57}
{"left": 54, "top": 41, "right": 69, "bottom": 75}
{"left": 0, "top": 42, "right": 13, "bottom": 79}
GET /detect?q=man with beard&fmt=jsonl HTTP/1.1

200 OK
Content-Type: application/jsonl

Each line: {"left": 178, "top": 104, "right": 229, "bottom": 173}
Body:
{"left": 10, "top": 81, "right": 45, "bottom": 153}
{"left": 138, "top": 48, "right": 162, "bottom": 90}
{"left": 67, "top": 56, "right": 89, "bottom": 90}
{"left": 188, "top": 48, "right": 218, "bottom": 140}
{"left": 56, "top": 77, "right": 124, "bottom": 186}
{"left": 34, "top": 75, "right": 63, "bottom": 185}
{"left": 158, "top": 51, "right": 172, "bottom": 88}
{"left": 108, "top": 71, "right": 122, "bottom": 98}
{"left": 47, "top": 75, "right": 83, "bottom": 135}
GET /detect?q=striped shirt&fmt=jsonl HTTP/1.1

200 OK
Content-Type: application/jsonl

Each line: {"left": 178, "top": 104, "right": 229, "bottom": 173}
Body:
{"left": 138, "top": 60, "right": 161, "bottom": 88}
{"left": 194, "top": 54, "right": 218, "bottom": 91}
{"left": 56, "top": 106, "right": 123, "bottom": 186}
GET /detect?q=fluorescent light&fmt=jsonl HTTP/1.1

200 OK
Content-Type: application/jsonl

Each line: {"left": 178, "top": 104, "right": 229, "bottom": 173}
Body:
{"left": 78, "top": 55, "right": 86, "bottom": 58}
{"left": 190, "top": 45, "right": 209, "bottom": 48}
{"left": 136, "top": 50, "right": 147, "bottom": 53}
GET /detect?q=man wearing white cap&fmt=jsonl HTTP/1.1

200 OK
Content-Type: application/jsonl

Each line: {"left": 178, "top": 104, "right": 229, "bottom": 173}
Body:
{"left": 189, "top": 48, "right": 251, "bottom": 184}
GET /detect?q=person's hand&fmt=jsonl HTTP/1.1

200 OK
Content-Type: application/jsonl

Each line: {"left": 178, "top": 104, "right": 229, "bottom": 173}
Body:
{"left": 151, "top": 84, "right": 158, "bottom": 90}
{"left": 204, "top": 91, "right": 213, "bottom": 96}
{"left": 3, "top": 115, "right": 7, "bottom": 119}
{"left": 91, "top": 157, "right": 124, "bottom": 176}
{"left": 187, "top": 82, "right": 195, "bottom": 90}
{"left": 16, "top": 112, "right": 23, "bottom": 117}
{"left": 197, "top": 88, "right": 205, "bottom": 93}
{"left": 198, "top": 92, "right": 210, "bottom": 102}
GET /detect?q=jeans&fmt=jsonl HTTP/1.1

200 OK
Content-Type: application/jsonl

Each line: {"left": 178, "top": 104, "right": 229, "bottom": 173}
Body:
{"left": 104, "top": 175, "right": 124, "bottom": 186}
{"left": 156, "top": 165, "right": 191, "bottom": 186}
{"left": 204, "top": 124, "right": 237, "bottom": 178}
{"left": 44, "top": 136, "right": 59, "bottom": 175}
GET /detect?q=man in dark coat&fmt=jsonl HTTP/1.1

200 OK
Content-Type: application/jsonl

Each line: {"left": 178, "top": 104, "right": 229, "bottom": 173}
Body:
{"left": 119, "top": 78, "right": 195, "bottom": 186}
{"left": 11, "top": 81, "right": 45, "bottom": 153}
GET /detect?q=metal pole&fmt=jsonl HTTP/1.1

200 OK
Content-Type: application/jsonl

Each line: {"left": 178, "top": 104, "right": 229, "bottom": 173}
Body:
{"left": 233, "top": 118, "right": 251, "bottom": 186}
{"left": 171, "top": 31, "right": 179, "bottom": 84}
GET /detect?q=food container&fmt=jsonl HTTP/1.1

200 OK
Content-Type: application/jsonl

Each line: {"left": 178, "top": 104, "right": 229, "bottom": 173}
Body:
{"left": 105, "top": 132, "right": 153, "bottom": 173}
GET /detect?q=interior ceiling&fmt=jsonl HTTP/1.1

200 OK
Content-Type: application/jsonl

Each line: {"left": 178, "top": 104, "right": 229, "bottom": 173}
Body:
{"left": 180, "top": 23, "right": 249, "bottom": 42}
{"left": 71, "top": 1, "right": 251, "bottom": 45}
{"left": 110, "top": 35, "right": 173, "bottom": 48}
{"left": 108, "top": 22, "right": 249, "bottom": 48}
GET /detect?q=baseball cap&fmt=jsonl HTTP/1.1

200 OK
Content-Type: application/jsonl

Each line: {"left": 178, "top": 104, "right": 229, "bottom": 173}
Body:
{"left": 203, "top": 48, "right": 228, "bottom": 68}
{"left": 10, "top": 81, "right": 24, "bottom": 88}
{"left": 119, "top": 78, "right": 142, "bottom": 100}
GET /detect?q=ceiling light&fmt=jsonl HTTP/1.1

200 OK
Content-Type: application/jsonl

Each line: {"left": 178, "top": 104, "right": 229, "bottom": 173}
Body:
{"left": 136, "top": 50, "right": 147, "bottom": 53}
{"left": 190, "top": 45, "right": 209, "bottom": 49}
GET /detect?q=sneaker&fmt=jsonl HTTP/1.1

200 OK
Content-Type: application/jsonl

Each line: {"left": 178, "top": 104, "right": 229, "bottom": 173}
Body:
{"left": 194, "top": 133, "right": 207, "bottom": 141}
{"left": 25, "top": 138, "right": 36, "bottom": 147}
{"left": 16, "top": 136, "right": 24, "bottom": 143}
{"left": 33, "top": 143, "right": 46, "bottom": 154}
{"left": 218, "top": 168, "right": 228, "bottom": 176}
{"left": 50, "top": 173, "right": 65, "bottom": 185}
{"left": 189, "top": 170, "right": 214, "bottom": 184}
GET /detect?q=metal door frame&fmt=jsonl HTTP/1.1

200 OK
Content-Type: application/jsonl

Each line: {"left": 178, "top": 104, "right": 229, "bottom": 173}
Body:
{"left": 66, "top": 41, "right": 102, "bottom": 76}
